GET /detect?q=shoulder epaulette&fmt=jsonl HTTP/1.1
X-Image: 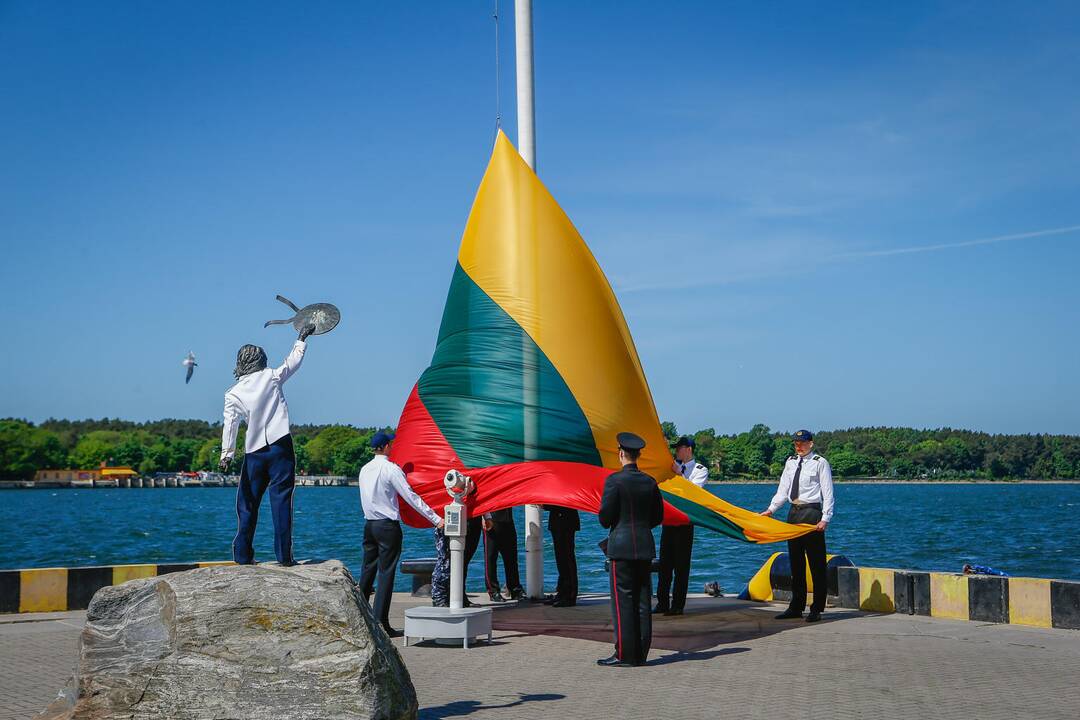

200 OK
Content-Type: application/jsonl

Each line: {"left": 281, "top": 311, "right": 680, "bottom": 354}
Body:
{"left": 812, "top": 455, "right": 822, "bottom": 461}
{"left": 788, "top": 455, "right": 797, "bottom": 461}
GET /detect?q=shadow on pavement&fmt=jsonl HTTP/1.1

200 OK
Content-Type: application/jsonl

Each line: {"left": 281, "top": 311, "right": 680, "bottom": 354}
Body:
{"left": 489, "top": 595, "right": 832, "bottom": 653}
{"left": 420, "top": 692, "right": 564, "bottom": 719}
{"left": 646, "top": 646, "right": 751, "bottom": 665}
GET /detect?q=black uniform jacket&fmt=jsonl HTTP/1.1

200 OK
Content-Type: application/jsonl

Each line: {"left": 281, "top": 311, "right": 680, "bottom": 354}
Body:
{"left": 598, "top": 464, "right": 664, "bottom": 560}
{"left": 544, "top": 505, "right": 580, "bottom": 533}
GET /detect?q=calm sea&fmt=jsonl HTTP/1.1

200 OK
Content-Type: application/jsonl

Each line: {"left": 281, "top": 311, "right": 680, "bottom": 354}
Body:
{"left": 2, "top": 483, "right": 1077, "bottom": 594}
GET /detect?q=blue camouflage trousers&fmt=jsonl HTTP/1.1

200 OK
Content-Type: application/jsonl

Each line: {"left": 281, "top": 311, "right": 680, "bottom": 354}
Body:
{"left": 430, "top": 517, "right": 482, "bottom": 607}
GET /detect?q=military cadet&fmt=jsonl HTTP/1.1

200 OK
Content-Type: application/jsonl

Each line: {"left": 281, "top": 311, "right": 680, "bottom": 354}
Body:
{"left": 358, "top": 432, "right": 445, "bottom": 637}
{"left": 760, "top": 429, "right": 834, "bottom": 622}
{"left": 598, "top": 432, "right": 664, "bottom": 667}
{"left": 543, "top": 505, "right": 580, "bottom": 607}
{"left": 655, "top": 436, "right": 709, "bottom": 616}
{"left": 482, "top": 508, "right": 525, "bottom": 602}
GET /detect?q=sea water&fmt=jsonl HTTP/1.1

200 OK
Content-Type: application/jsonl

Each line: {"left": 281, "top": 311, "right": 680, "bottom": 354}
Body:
{"left": 2, "top": 483, "right": 1077, "bottom": 594}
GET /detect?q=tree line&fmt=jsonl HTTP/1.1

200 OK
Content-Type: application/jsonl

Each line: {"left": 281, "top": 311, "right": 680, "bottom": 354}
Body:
{"left": 663, "top": 422, "right": 1080, "bottom": 480}
{"left": 3, "top": 418, "right": 1080, "bottom": 482}
{"left": 0, "top": 418, "right": 389, "bottom": 480}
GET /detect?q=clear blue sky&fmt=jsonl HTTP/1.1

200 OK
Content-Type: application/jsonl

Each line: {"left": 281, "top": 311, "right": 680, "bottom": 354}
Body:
{"left": 3, "top": 1, "right": 1079, "bottom": 435}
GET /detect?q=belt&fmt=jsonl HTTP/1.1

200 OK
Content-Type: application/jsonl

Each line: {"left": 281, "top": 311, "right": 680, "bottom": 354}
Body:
{"left": 792, "top": 502, "right": 822, "bottom": 510}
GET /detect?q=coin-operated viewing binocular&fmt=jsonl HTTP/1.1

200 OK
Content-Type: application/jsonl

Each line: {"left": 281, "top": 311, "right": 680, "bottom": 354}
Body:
{"left": 442, "top": 469, "right": 473, "bottom": 540}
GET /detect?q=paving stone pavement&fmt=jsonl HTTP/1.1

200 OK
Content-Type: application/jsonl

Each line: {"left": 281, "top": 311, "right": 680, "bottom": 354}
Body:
{"left": 3, "top": 594, "right": 1078, "bottom": 720}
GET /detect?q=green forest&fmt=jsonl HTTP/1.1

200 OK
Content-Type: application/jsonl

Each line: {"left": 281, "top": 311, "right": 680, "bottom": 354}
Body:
{"left": 3, "top": 418, "right": 1080, "bottom": 482}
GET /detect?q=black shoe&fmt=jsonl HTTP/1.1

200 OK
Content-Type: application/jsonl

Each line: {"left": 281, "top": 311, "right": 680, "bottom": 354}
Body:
{"left": 664, "top": 608, "right": 683, "bottom": 616}
{"left": 508, "top": 586, "right": 527, "bottom": 600}
{"left": 462, "top": 596, "right": 474, "bottom": 608}
{"left": 652, "top": 604, "right": 669, "bottom": 614}
{"left": 552, "top": 598, "right": 576, "bottom": 607}
{"left": 542, "top": 594, "right": 557, "bottom": 605}
{"left": 597, "top": 654, "right": 634, "bottom": 667}
{"left": 489, "top": 591, "right": 507, "bottom": 603}
{"left": 805, "top": 611, "right": 822, "bottom": 623}
{"left": 382, "top": 625, "right": 403, "bottom": 638}
{"left": 775, "top": 609, "right": 803, "bottom": 620}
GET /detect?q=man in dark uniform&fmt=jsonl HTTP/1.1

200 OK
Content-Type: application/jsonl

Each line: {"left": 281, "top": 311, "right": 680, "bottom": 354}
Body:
{"left": 543, "top": 505, "right": 579, "bottom": 607}
{"left": 482, "top": 508, "right": 525, "bottom": 602}
{"left": 654, "top": 436, "right": 709, "bottom": 616}
{"left": 598, "top": 432, "right": 664, "bottom": 667}
{"left": 760, "top": 429, "right": 834, "bottom": 622}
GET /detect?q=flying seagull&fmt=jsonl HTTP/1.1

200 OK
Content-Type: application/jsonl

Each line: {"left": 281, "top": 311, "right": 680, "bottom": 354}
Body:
{"left": 182, "top": 351, "right": 197, "bottom": 384}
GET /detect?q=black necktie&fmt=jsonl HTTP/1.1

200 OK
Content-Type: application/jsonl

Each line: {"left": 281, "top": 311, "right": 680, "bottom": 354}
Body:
{"left": 790, "top": 458, "right": 803, "bottom": 501}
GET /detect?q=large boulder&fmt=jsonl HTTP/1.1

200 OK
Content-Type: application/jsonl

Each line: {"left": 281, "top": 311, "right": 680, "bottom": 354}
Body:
{"left": 39, "top": 560, "right": 417, "bottom": 720}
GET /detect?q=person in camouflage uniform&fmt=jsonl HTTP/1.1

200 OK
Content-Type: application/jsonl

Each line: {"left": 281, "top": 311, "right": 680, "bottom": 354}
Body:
{"left": 431, "top": 516, "right": 483, "bottom": 607}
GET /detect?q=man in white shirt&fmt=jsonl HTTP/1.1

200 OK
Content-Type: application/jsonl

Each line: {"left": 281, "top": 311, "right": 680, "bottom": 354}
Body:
{"left": 760, "top": 429, "right": 834, "bottom": 622}
{"left": 219, "top": 323, "right": 315, "bottom": 566}
{"left": 655, "top": 436, "right": 709, "bottom": 616}
{"left": 358, "top": 431, "right": 444, "bottom": 636}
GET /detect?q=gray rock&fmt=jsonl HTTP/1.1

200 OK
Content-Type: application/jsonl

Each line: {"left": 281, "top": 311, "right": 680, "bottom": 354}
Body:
{"left": 38, "top": 561, "right": 417, "bottom": 720}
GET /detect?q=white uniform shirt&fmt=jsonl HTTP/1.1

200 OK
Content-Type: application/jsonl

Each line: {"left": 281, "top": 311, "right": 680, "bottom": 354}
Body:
{"left": 358, "top": 454, "right": 441, "bottom": 526}
{"left": 677, "top": 457, "right": 710, "bottom": 487}
{"left": 221, "top": 340, "right": 306, "bottom": 460}
{"left": 768, "top": 452, "right": 835, "bottom": 523}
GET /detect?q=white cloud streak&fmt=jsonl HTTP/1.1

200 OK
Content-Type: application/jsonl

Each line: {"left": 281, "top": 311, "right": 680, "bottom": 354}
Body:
{"left": 833, "top": 224, "right": 1080, "bottom": 259}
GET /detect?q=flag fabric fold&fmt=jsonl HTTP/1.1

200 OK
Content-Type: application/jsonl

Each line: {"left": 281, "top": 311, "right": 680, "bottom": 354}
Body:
{"left": 391, "top": 131, "right": 814, "bottom": 543}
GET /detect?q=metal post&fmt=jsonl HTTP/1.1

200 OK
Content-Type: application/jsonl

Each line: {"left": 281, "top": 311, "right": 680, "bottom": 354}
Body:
{"left": 516, "top": 0, "right": 543, "bottom": 601}
{"left": 449, "top": 535, "right": 465, "bottom": 610}
{"left": 515, "top": 0, "right": 536, "bottom": 169}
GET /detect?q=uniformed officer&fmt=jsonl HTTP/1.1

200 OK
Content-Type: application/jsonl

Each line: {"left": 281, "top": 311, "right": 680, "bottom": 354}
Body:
{"left": 598, "top": 432, "right": 664, "bottom": 667}
{"left": 760, "top": 429, "right": 834, "bottom": 622}
{"left": 543, "top": 505, "right": 580, "bottom": 607}
{"left": 357, "top": 431, "right": 444, "bottom": 636}
{"left": 654, "top": 436, "right": 709, "bottom": 616}
{"left": 482, "top": 508, "right": 525, "bottom": 602}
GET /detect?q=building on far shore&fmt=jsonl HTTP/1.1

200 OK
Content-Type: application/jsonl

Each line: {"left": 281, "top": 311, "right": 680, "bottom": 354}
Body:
{"left": 33, "top": 465, "right": 140, "bottom": 488}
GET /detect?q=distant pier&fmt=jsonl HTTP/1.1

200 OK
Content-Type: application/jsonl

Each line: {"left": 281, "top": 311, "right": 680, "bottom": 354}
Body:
{"left": 0, "top": 474, "right": 356, "bottom": 490}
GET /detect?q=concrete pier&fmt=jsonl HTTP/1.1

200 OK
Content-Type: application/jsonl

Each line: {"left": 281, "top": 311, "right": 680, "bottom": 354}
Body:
{"left": 3, "top": 592, "right": 1078, "bottom": 720}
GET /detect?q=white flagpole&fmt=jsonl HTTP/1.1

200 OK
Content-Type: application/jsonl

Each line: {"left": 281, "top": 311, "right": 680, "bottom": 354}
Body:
{"left": 515, "top": 0, "right": 544, "bottom": 601}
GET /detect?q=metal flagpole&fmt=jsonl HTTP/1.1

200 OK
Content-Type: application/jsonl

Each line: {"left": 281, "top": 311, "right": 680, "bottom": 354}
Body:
{"left": 515, "top": 0, "right": 543, "bottom": 601}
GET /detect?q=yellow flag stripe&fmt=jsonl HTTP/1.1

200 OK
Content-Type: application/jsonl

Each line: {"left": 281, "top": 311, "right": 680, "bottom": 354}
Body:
{"left": 457, "top": 131, "right": 672, "bottom": 481}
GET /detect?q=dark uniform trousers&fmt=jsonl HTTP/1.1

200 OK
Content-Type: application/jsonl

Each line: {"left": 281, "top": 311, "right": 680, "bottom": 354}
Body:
{"left": 656, "top": 524, "right": 694, "bottom": 611}
{"left": 233, "top": 434, "right": 295, "bottom": 566}
{"left": 359, "top": 519, "right": 402, "bottom": 627}
{"left": 786, "top": 503, "right": 827, "bottom": 613}
{"left": 610, "top": 559, "right": 653, "bottom": 663}
{"left": 547, "top": 506, "right": 579, "bottom": 603}
{"left": 598, "top": 463, "right": 664, "bottom": 665}
{"left": 483, "top": 510, "right": 522, "bottom": 594}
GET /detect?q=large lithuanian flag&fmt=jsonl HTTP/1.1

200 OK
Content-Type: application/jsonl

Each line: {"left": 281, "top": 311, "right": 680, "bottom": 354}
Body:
{"left": 392, "top": 131, "right": 813, "bottom": 544}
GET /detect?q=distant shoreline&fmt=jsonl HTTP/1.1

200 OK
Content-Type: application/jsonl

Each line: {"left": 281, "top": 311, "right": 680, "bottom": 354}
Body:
{"left": 4, "top": 478, "right": 1080, "bottom": 490}
{"left": 708, "top": 479, "right": 1080, "bottom": 485}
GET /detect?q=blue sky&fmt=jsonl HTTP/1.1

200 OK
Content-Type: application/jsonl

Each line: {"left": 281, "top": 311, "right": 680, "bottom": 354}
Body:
{"left": 2, "top": 1, "right": 1079, "bottom": 435}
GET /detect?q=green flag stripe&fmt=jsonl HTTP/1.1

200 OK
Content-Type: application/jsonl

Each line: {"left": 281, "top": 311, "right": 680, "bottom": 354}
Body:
{"left": 418, "top": 263, "right": 602, "bottom": 469}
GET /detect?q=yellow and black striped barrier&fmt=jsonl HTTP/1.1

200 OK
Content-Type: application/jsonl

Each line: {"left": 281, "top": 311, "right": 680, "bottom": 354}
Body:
{"left": 835, "top": 566, "right": 1080, "bottom": 630}
{"left": 0, "top": 561, "right": 233, "bottom": 614}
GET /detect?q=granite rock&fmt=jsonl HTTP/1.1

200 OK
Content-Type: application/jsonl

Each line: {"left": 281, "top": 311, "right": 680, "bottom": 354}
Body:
{"left": 38, "top": 560, "right": 417, "bottom": 720}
